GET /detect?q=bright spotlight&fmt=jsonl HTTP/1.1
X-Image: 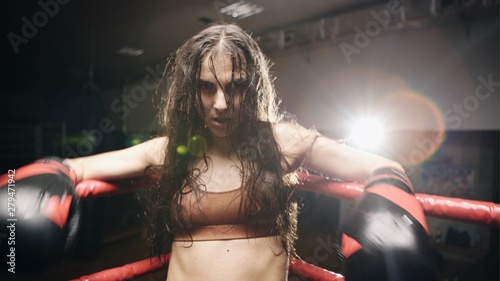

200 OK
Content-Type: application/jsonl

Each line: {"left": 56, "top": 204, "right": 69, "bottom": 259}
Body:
{"left": 349, "top": 119, "right": 385, "bottom": 151}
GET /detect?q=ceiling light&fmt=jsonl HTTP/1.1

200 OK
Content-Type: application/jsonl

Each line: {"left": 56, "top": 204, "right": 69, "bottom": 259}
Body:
{"left": 218, "top": 0, "right": 264, "bottom": 19}
{"left": 117, "top": 47, "right": 144, "bottom": 57}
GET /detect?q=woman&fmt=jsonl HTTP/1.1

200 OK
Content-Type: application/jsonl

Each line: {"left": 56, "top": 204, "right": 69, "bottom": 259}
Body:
{"left": 65, "top": 23, "right": 405, "bottom": 281}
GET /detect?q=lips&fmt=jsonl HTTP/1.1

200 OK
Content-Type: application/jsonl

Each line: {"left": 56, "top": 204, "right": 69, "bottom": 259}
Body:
{"left": 212, "top": 117, "right": 229, "bottom": 126}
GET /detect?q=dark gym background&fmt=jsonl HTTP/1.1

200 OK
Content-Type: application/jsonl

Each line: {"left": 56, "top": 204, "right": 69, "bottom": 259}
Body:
{"left": 1, "top": 0, "right": 498, "bottom": 280}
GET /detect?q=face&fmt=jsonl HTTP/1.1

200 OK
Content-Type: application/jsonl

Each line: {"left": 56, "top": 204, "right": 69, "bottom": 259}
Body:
{"left": 199, "top": 54, "right": 246, "bottom": 139}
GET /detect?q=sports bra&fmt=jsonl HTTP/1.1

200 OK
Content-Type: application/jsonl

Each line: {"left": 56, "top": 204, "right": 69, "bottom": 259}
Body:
{"left": 173, "top": 187, "right": 278, "bottom": 241}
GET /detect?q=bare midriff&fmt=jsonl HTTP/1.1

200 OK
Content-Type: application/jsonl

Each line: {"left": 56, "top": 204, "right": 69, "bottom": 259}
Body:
{"left": 166, "top": 235, "right": 288, "bottom": 281}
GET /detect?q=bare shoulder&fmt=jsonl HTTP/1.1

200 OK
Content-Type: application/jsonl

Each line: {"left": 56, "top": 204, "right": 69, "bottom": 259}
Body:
{"left": 272, "top": 122, "right": 316, "bottom": 146}
{"left": 271, "top": 122, "right": 320, "bottom": 170}
{"left": 140, "top": 136, "right": 168, "bottom": 166}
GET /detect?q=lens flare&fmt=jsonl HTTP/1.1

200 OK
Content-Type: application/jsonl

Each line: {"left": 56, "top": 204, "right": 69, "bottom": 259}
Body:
{"left": 380, "top": 91, "right": 446, "bottom": 166}
{"left": 349, "top": 119, "right": 385, "bottom": 151}
{"left": 176, "top": 145, "right": 188, "bottom": 155}
{"left": 188, "top": 135, "right": 207, "bottom": 156}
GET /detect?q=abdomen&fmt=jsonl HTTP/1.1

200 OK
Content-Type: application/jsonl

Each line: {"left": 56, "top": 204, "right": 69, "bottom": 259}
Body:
{"left": 167, "top": 236, "right": 288, "bottom": 281}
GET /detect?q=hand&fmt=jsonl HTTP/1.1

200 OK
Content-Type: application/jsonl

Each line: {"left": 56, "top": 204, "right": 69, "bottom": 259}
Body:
{"left": 0, "top": 157, "right": 81, "bottom": 273}
{"left": 338, "top": 167, "right": 439, "bottom": 281}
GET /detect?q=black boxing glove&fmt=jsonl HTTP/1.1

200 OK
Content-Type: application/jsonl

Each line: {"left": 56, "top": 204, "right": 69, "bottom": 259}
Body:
{"left": 338, "top": 167, "right": 439, "bottom": 281}
{"left": 0, "top": 157, "right": 81, "bottom": 273}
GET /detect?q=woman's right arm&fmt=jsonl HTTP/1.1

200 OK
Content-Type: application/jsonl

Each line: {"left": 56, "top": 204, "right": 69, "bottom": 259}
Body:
{"left": 65, "top": 136, "right": 167, "bottom": 183}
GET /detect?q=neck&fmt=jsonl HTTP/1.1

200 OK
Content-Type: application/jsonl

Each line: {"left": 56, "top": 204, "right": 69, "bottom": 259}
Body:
{"left": 207, "top": 134, "right": 233, "bottom": 156}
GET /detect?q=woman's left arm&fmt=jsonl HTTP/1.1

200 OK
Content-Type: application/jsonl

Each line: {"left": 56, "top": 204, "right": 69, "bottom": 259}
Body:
{"left": 275, "top": 125, "right": 439, "bottom": 280}
{"left": 274, "top": 122, "right": 403, "bottom": 182}
{"left": 303, "top": 135, "right": 403, "bottom": 182}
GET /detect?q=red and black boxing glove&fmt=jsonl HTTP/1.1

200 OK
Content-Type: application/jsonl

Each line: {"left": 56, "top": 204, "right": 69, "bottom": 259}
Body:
{"left": 0, "top": 157, "right": 81, "bottom": 273}
{"left": 338, "top": 167, "right": 439, "bottom": 281}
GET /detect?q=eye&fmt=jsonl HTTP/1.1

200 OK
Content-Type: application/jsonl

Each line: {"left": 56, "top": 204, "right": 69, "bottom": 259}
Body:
{"left": 200, "top": 81, "right": 215, "bottom": 93}
{"left": 230, "top": 80, "right": 248, "bottom": 93}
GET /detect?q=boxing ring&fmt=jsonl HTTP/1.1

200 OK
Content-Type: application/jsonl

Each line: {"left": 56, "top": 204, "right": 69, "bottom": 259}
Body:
{"left": 70, "top": 172, "right": 500, "bottom": 281}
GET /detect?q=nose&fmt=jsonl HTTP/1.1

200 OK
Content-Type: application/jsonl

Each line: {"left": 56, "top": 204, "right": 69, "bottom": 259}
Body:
{"left": 213, "top": 89, "right": 228, "bottom": 112}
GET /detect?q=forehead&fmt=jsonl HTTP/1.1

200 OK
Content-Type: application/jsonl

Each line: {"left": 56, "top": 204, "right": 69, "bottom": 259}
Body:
{"left": 199, "top": 54, "right": 245, "bottom": 81}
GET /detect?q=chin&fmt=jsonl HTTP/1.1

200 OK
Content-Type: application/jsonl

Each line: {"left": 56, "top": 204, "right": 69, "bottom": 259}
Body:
{"left": 208, "top": 129, "right": 228, "bottom": 139}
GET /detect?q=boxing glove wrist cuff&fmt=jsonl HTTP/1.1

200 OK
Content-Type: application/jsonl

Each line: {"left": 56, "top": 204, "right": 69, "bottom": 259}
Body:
{"left": 365, "top": 166, "right": 414, "bottom": 194}
{"left": 35, "top": 156, "right": 78, "bottom": 184}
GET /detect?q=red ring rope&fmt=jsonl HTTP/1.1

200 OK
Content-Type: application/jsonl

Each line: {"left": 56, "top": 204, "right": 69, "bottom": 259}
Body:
{"left": 294, "top": 171, "right": 500, "bottom": 227}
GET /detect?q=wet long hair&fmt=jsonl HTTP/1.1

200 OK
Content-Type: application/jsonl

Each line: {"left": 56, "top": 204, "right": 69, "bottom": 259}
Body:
{"left": 146, "top": 23, "right": 299, "bottom": 264}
